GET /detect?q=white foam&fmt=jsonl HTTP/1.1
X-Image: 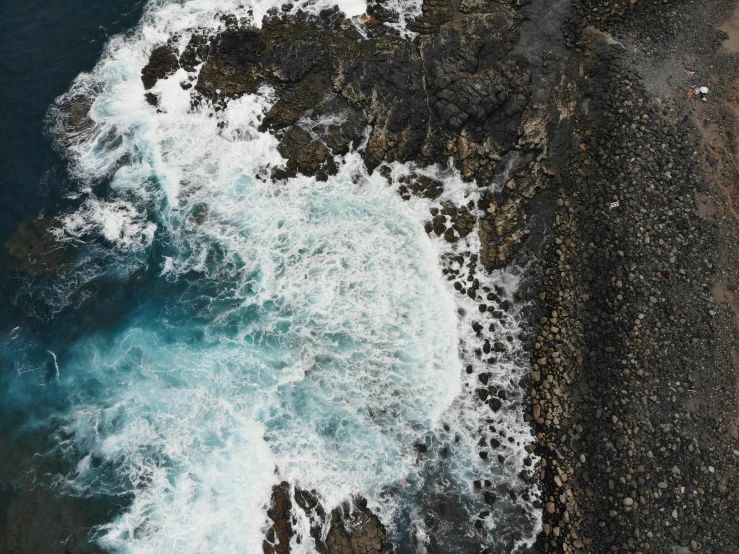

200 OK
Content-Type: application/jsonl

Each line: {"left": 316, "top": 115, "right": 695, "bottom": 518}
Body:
{"left": 377, "top": 162, "right": 541, "bottom": 547}
{"left": 59, "top": 197, "right": 157, "bottom": 251}
{"left": 48, "top": 350, "right": 60, "bottom": 379}
{"left": 45, "top": 0, "right": 540, "bottom": 550}
{"left": 52, "top": 40, "right": 462, "bottom": 554}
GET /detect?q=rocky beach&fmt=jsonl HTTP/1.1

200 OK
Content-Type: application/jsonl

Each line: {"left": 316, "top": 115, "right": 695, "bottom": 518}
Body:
{"left": 2, "top": 0, "right": 739, "bottom": 552}
{"left": 527, "top": 0, "right": 739, "bottom": 551}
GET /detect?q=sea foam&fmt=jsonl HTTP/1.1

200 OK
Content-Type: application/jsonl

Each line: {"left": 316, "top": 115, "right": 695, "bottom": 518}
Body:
{"left": 40, "top": 0, "right": 540, "bottom": 551}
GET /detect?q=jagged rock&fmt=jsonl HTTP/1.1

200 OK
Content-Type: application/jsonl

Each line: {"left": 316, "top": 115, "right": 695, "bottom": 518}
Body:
{"left": 266, "top": 486, "right": 387, "bottom": 554}
{"left": 179, "top": 32, "right": 211, "bottom": 72}
{"left": 441, "top": 202, "right": 476, "bottom": 239}
{"left": 397, "top": 173, "right": 444, "bottom": 200}
{"left": 323, "top": 498, "right": 386, "bottom": 554}
{"left": 141, "top": 43, "right": 180, "bottom": 90}
{"left": 263, "top": 482, "right": 293, "bottom": 554}
{"left": 273, "top": 127, "right": 336, "bottom": 181}
{"left": 142, "top": 5, "right": 530, "bottom": 187}
{"left": 407, "top": 0, "right": 455, "bottom": 33}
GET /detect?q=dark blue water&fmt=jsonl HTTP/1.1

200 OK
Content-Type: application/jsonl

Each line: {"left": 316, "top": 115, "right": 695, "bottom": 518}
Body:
{"left": 0, "top": 2, "right": 146, "bottom": 551}
{"left": 0, "top": 0, "right": 146, "bottom": 244}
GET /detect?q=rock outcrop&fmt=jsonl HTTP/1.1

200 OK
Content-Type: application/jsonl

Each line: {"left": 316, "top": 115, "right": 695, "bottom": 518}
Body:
{"left": 138, "top": 0, "right": 553, "bottom": 269}
{"left": 263, "top": 484, "right": 387, "bottom": 554}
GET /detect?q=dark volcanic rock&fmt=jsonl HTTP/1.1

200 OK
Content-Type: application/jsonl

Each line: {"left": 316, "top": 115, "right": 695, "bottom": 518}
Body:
{"left": 441, "top": 201, "right": 476, "bottom": 241}
{"left": 142, "top": 2, "right": 532, "bottom": 189}
{"left": 323, "top": 498, "right": 386, "bottom": 554}
{"left": 5, "top": 218, "right": 72, "bottom": 278}
{"left": 268, "top": 486, "right": 387, "bottom": 554}
{"left": 179, "top": 32, "right": 211, "bottom": 72}
{"left": 263, "top": 482, "right": 293, "bottom": 554}
{"left": 273, "top": 127, "right": 336, "bottom": 181}
{"left": 407, "top": 0, "right": 455, "bottom": 34}
{"left": 188, "top": 10, "right": 365, "bottom": 179}
{"left": 141, "top": 43, "right": 180, "bottom": 90}
{"left": 195, "top": 27, "right": 267, "bottom": 99}
{"left": 397, "top": 173, "right": 444, "bottom": 200}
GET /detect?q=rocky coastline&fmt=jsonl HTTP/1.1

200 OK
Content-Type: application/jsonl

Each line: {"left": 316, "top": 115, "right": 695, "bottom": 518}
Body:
{"left": 527, "top": 27, "right": 739, "bottom": 553}
{"left": 3, "top": 0, "right": 739, "bottom": 552}
{"left": 524, "top": 0, "right": 739, "bottom": 552}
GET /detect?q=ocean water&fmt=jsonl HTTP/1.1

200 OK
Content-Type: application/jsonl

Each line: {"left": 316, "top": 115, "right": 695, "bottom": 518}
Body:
{"left": 0, "top": 0, "right": 540, "bottom": 552}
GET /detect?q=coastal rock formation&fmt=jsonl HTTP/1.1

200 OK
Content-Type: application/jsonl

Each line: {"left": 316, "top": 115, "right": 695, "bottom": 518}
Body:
{"left": 263, "top": 484, "right": 387, "bottom": 554}
{"left": 141, "top": 42, "right": 180, "bottom": 90}
{"left": 177, "top": 2, "right": 530, "bottom": 182}
{"left": 5, "top": 0, "right": 738, "bottom": 551}
{"left": 263, "top": 482, "right": 293, "bottom": 554}
{"left": 137, "top": 0, "right": 548, "bottom": 270}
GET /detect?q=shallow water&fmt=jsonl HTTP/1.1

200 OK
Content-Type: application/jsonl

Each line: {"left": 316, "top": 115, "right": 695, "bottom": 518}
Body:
{"left": 0, "top": 0, "right": 540, "bottom": 552}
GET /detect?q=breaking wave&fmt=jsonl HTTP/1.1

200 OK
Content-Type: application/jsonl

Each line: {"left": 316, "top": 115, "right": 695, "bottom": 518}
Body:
{"left": 3, "top": 0, "right": 542, "bottom": 551}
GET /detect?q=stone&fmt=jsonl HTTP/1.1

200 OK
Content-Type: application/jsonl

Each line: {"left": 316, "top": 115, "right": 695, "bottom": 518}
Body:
{"left": 141, "top": 43, "right": 180, "bottom": 89}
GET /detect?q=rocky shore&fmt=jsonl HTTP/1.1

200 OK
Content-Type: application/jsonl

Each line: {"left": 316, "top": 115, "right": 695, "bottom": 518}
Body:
{"left": 238, "top": 0, "right": 739, "bottom": 550}
{"left": 4, "top": 0, "right": 739, "bottom": 551}
{"left": 526, "top": 0, "right": 739, "bottom": 552}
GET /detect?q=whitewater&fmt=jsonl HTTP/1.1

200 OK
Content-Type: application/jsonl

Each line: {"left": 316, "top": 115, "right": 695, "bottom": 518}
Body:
{"left": 4, "top": 0, "right": 542, "bottom": 551}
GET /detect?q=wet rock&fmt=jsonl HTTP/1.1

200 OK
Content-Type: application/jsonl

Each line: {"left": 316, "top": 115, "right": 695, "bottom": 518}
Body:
{"left": 62, "top": 97, "right": 95, "bottom": 136}
{"left": 263, "top": 482, "right": 293, "bottom": 554}
{"left": 324, "top": 499, "right": 386, "bottom": 554}
{"left": 407, "top": 0, "right": 455, "bottom": 34}
{"left": 273, "top": 127, "right": 336, "bottom": 181}
{"left": 150, "top": 5, "right": 530, "bottom": 187}
{"left": 291, "top": 489, "right": 387, "bottom": 554}
{"left": 397, "top": 173, "right": 444, "bottom": 200}
{"left": 5, "top": 218, "right": 72, "bottom": 278}
{"left": 141, "top": 43, "right": 180, "bottom": 89}
{"left": 195, "top": 27, "right": 266, "bottom": 98}
{"left": 179, "top": 32, "right": 211, "bottom": 72}
{"left": 144, "top": 92, "right": 159, "bottom": 107}
{"left": 441, "top": 202, "right": 476, "bottom": 239}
